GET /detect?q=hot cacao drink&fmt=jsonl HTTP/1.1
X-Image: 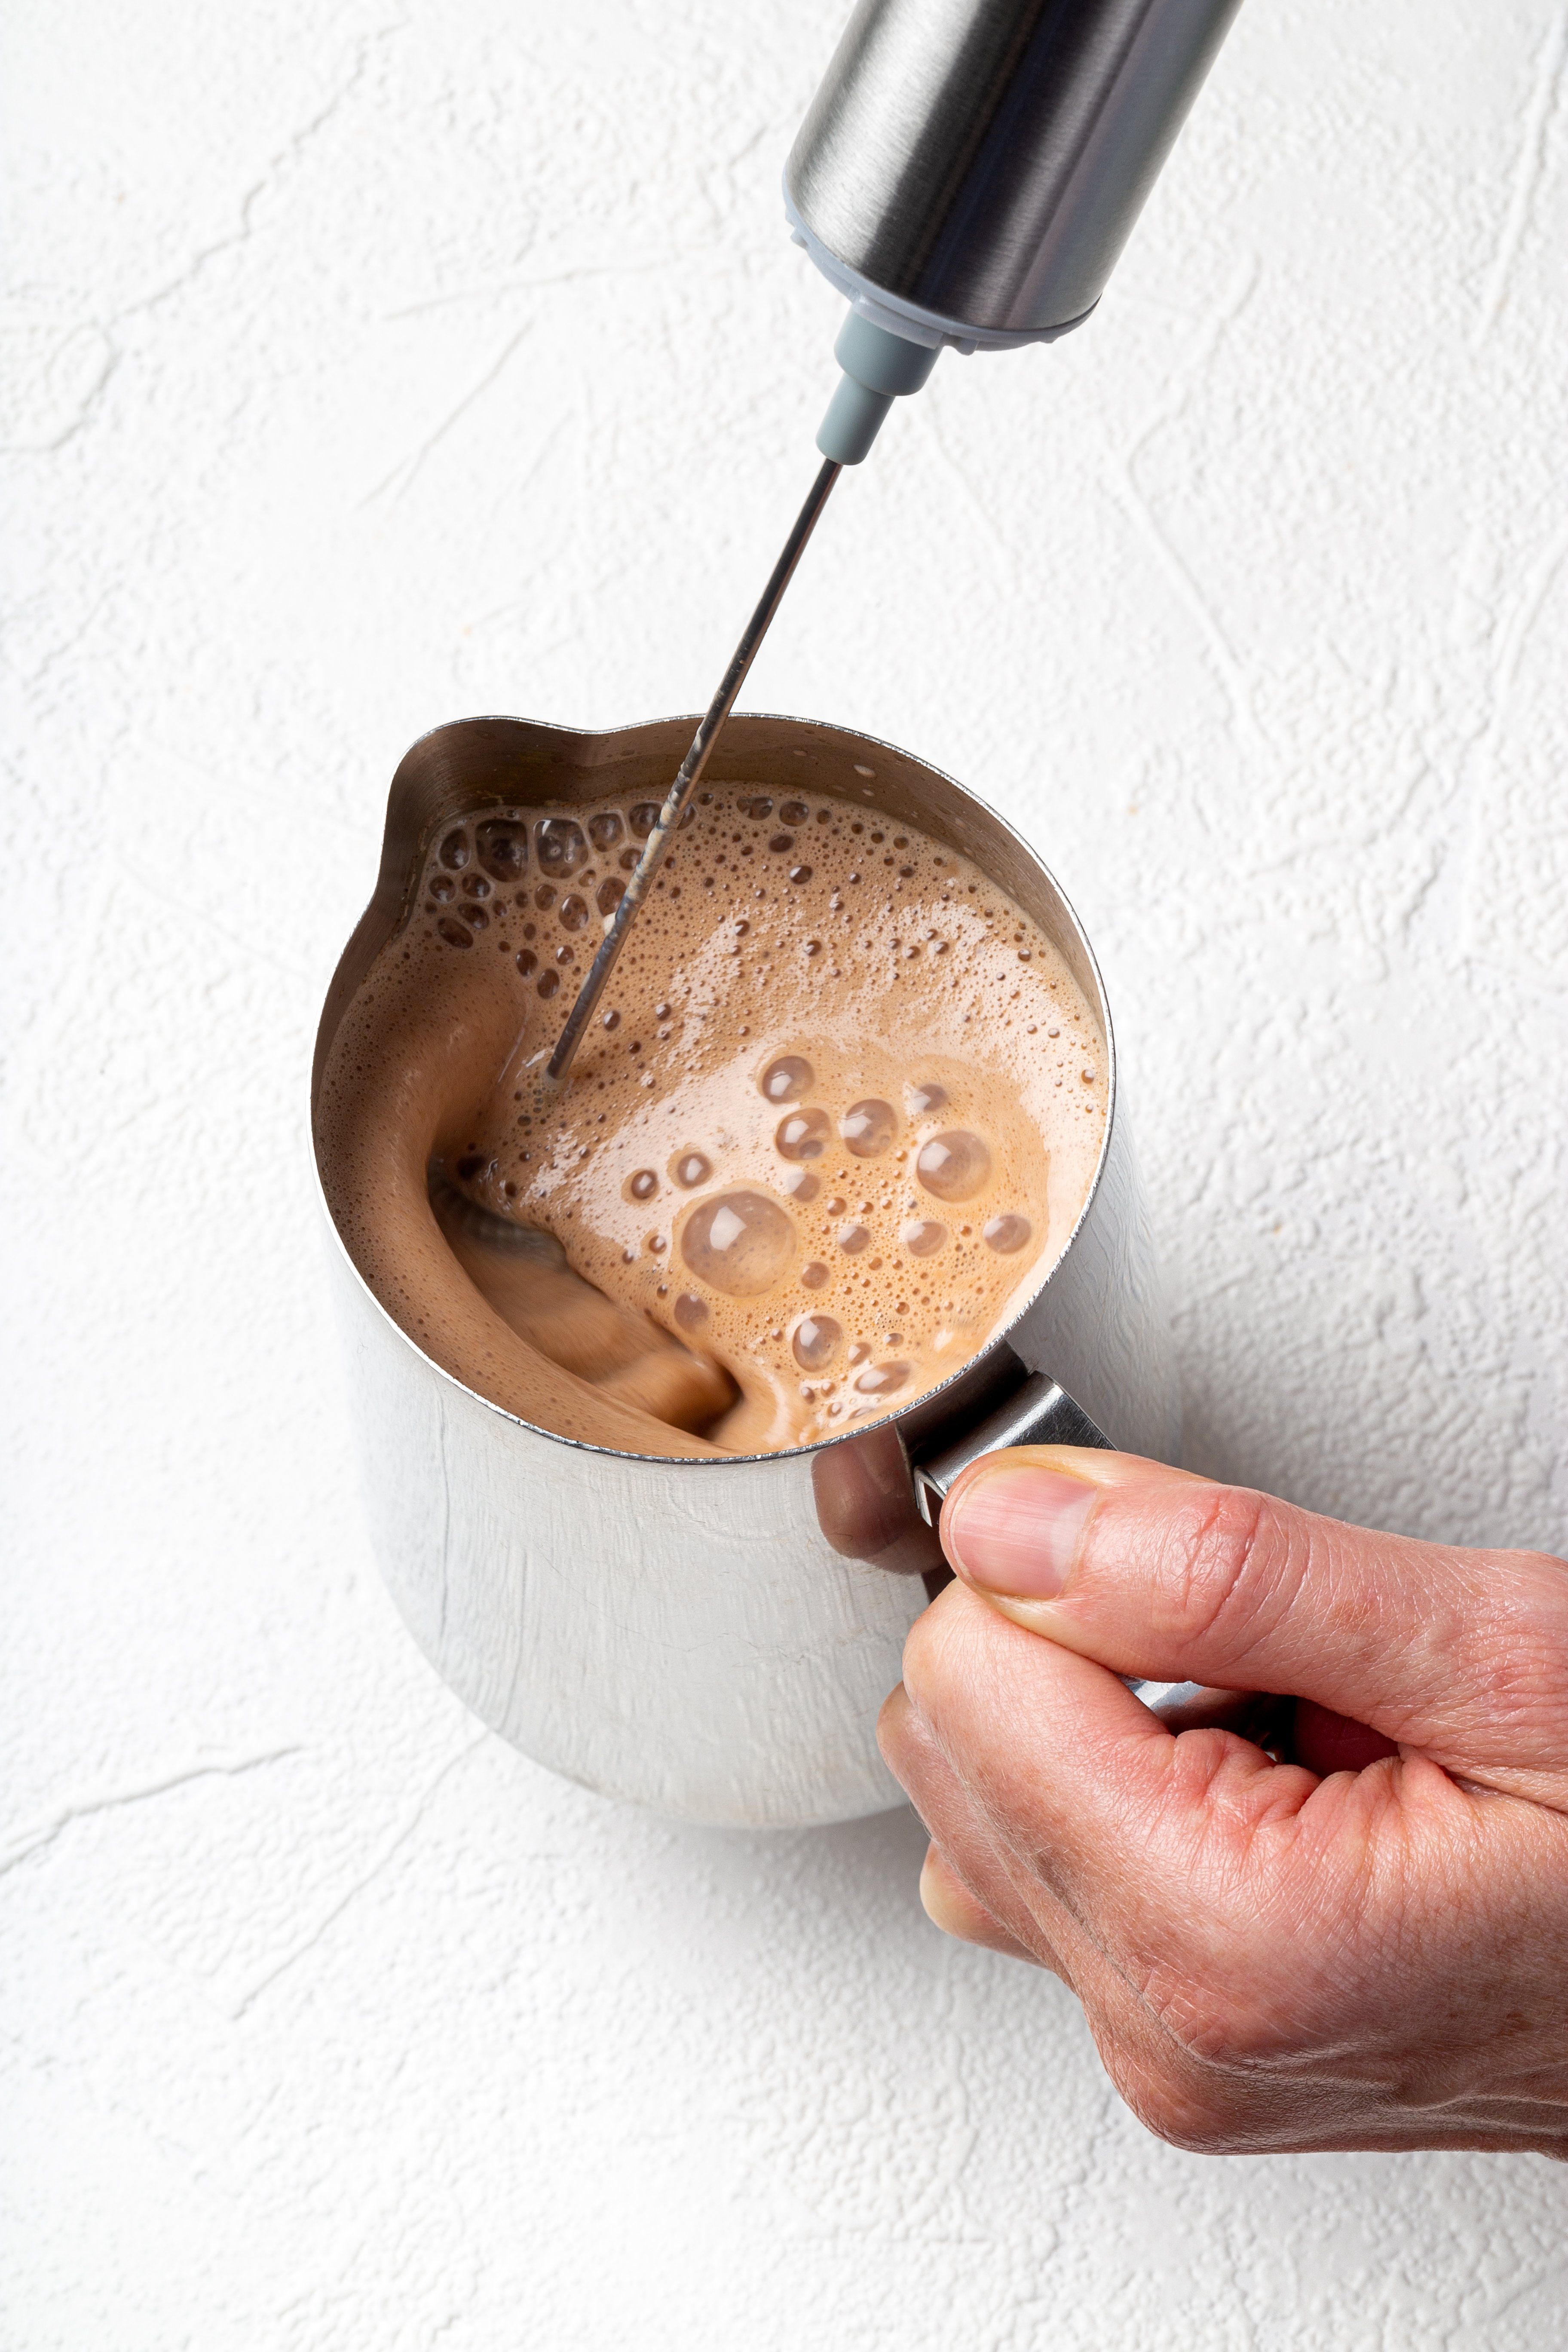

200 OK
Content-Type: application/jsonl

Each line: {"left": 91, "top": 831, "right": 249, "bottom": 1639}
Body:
{"left": 316, "top": 781, "right": 1107, "bottom": 1458}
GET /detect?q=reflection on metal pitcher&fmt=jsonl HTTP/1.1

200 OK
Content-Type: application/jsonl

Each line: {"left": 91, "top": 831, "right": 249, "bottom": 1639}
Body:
{"left": 313, "top": 712, "right": 1177, "bottom": 1829}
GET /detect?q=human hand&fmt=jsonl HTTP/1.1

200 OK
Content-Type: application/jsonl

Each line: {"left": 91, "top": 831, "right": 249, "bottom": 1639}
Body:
{"left": 878, "top": 1448, "right": 1568, "bottom": 2155}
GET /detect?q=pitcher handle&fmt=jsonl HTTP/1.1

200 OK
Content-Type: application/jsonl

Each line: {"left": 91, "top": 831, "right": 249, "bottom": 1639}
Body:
{"left": 911, "top": 1374, "right": 1281, "bottom": 1740}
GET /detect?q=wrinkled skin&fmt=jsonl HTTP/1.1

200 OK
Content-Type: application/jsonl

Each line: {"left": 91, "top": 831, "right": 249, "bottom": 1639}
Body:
{"left": 878, "top": 1447, "right": 1568, "bottom": 2158}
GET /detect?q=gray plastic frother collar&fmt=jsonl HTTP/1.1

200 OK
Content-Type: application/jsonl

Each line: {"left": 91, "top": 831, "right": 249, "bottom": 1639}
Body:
{"left": 815, "top": 311, "right": 941, "bottom": 465}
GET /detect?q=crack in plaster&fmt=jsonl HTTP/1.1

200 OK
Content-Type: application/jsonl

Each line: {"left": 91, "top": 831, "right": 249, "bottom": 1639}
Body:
{"left": 0, "top": 1747, "right": 303, "bottom": 1878}
{"left": 228, "top": 1732, "right": 488, "bottom": 2018}
{"left": 1472, "top": 11, "right": 1568, "bottom": 346}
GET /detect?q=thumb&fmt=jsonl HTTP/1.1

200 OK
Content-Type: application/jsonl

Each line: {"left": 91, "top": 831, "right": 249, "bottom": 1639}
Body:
{"left": 939, "top": 1448, "right": 1568, "bottom": 1800}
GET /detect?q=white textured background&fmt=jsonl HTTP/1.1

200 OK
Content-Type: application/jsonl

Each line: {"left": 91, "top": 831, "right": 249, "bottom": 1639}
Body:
{"left": 5, "top": 0, "right": 1568, "bottom": 2341}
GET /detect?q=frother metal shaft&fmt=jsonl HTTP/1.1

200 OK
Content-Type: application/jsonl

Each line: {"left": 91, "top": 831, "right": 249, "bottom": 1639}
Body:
{"left": 546, "top": 456, "right": 843, "bottom": 1084}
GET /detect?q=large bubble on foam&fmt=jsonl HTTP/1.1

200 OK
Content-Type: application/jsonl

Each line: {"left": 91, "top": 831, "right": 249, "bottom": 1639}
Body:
{"left": 791, "top": 1315, "right": 841, "bottom": 1370}
{"left": 475, "top": 817, "right": 527, "bottom": 882}
{"left": 775, "top": 1108, "right": 829, "bottom": 1161}
{"left": 916, "top": 1129, "right": 992, "bottom": 1203}
{"left": 680, "top": 1190, "right": 796, "bottom": 1298}
{"left": 840, "top": 1099, "right": 896, "bottom": 1158}
{"left": 761, "top": 1055, "right": 812, "bottom": 1104}
{"left": 536, "top": 817, "right": 586, "bottom": 878}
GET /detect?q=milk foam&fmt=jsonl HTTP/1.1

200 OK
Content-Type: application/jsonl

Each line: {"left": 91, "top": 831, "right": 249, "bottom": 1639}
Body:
{"left": 316, "top": 781, "right": 1108, "bottom": 1457}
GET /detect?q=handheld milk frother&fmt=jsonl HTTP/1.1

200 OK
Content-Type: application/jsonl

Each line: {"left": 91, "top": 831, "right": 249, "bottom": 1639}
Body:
{"left": 546, "top": 0, "right": 1245, "bottom": 1081}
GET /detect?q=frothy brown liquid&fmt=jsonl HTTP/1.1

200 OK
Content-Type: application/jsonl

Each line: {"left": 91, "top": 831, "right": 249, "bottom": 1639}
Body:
{"left": 316, "top": 783, "right": 1107, "bottom": 1457}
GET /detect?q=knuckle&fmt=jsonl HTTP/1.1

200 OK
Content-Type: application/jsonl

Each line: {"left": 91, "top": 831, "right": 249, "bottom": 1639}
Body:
{"left": 1139, "top": 1957, "right": 1311, "bottom": 2075}
{"left": 1482, "top": 1549, "right": 1568, "bottom": 1678}
{"left": 900, "top": 1581, "right": 989, "bottom": 1718}
{"left": 899, "top": 1601, "right": 947, "bottom": 1713}
{"left": 875, "top": 1681, "right": 914, "bottom": 1770}
{"left": 1116, "top": 2060, "right": 1248, "bottom": 2155}
{"left": 1112, "top": 1988, "right": 1294, "bottom": 2153}
{"left": 1157, "top": 1484, "right": 1302, "bottom": 1666}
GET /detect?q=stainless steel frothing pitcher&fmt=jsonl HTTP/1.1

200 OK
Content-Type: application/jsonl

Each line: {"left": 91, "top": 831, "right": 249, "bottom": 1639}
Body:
{"left": 312, "top": 713, "right": 1179, "bottom": 1828}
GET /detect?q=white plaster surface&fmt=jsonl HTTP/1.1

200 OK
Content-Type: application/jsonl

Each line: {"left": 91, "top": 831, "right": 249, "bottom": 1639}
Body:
{"left": 4, "top": 0, "right": 1568, "bottom": 2341}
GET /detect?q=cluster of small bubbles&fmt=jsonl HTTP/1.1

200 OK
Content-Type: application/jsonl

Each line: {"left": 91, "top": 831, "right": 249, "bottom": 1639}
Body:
{"left": 983, "top": 1214, "right": 1032, "bottom": 1254}
{"left": 776, "top": 1108, "right": 829, "bottom": 1161}
{"left": 791, "top": 1314, "right": 841, "bottom": 1370}
{"left": 916, "top": 1130, "right": 992, "bottom": 1202}
{"left": 680, "top": 1191, "right": 796, "bottom": 1297}
{"left": 670, "top": 1151, "right": 710, "bottom": 1188}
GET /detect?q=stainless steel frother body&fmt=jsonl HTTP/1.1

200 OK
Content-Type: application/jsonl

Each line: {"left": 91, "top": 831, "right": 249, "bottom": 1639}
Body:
{"left": 313, "top": 712, "right": 1179, "bottom": 1828}
{"left": 789, "top": 0, "right": 1245, "bottom": 352}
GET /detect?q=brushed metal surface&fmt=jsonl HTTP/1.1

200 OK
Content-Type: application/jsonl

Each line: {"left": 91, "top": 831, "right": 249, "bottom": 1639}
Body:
{"left": 312, "top": 711, "right": 1178, "bottom": 1826}
{"left": 915, "top": 1372, "right": 1111, "bottom": 1515}
{"left": 787, "top": 0, "right": 1244, "bottom": 341}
